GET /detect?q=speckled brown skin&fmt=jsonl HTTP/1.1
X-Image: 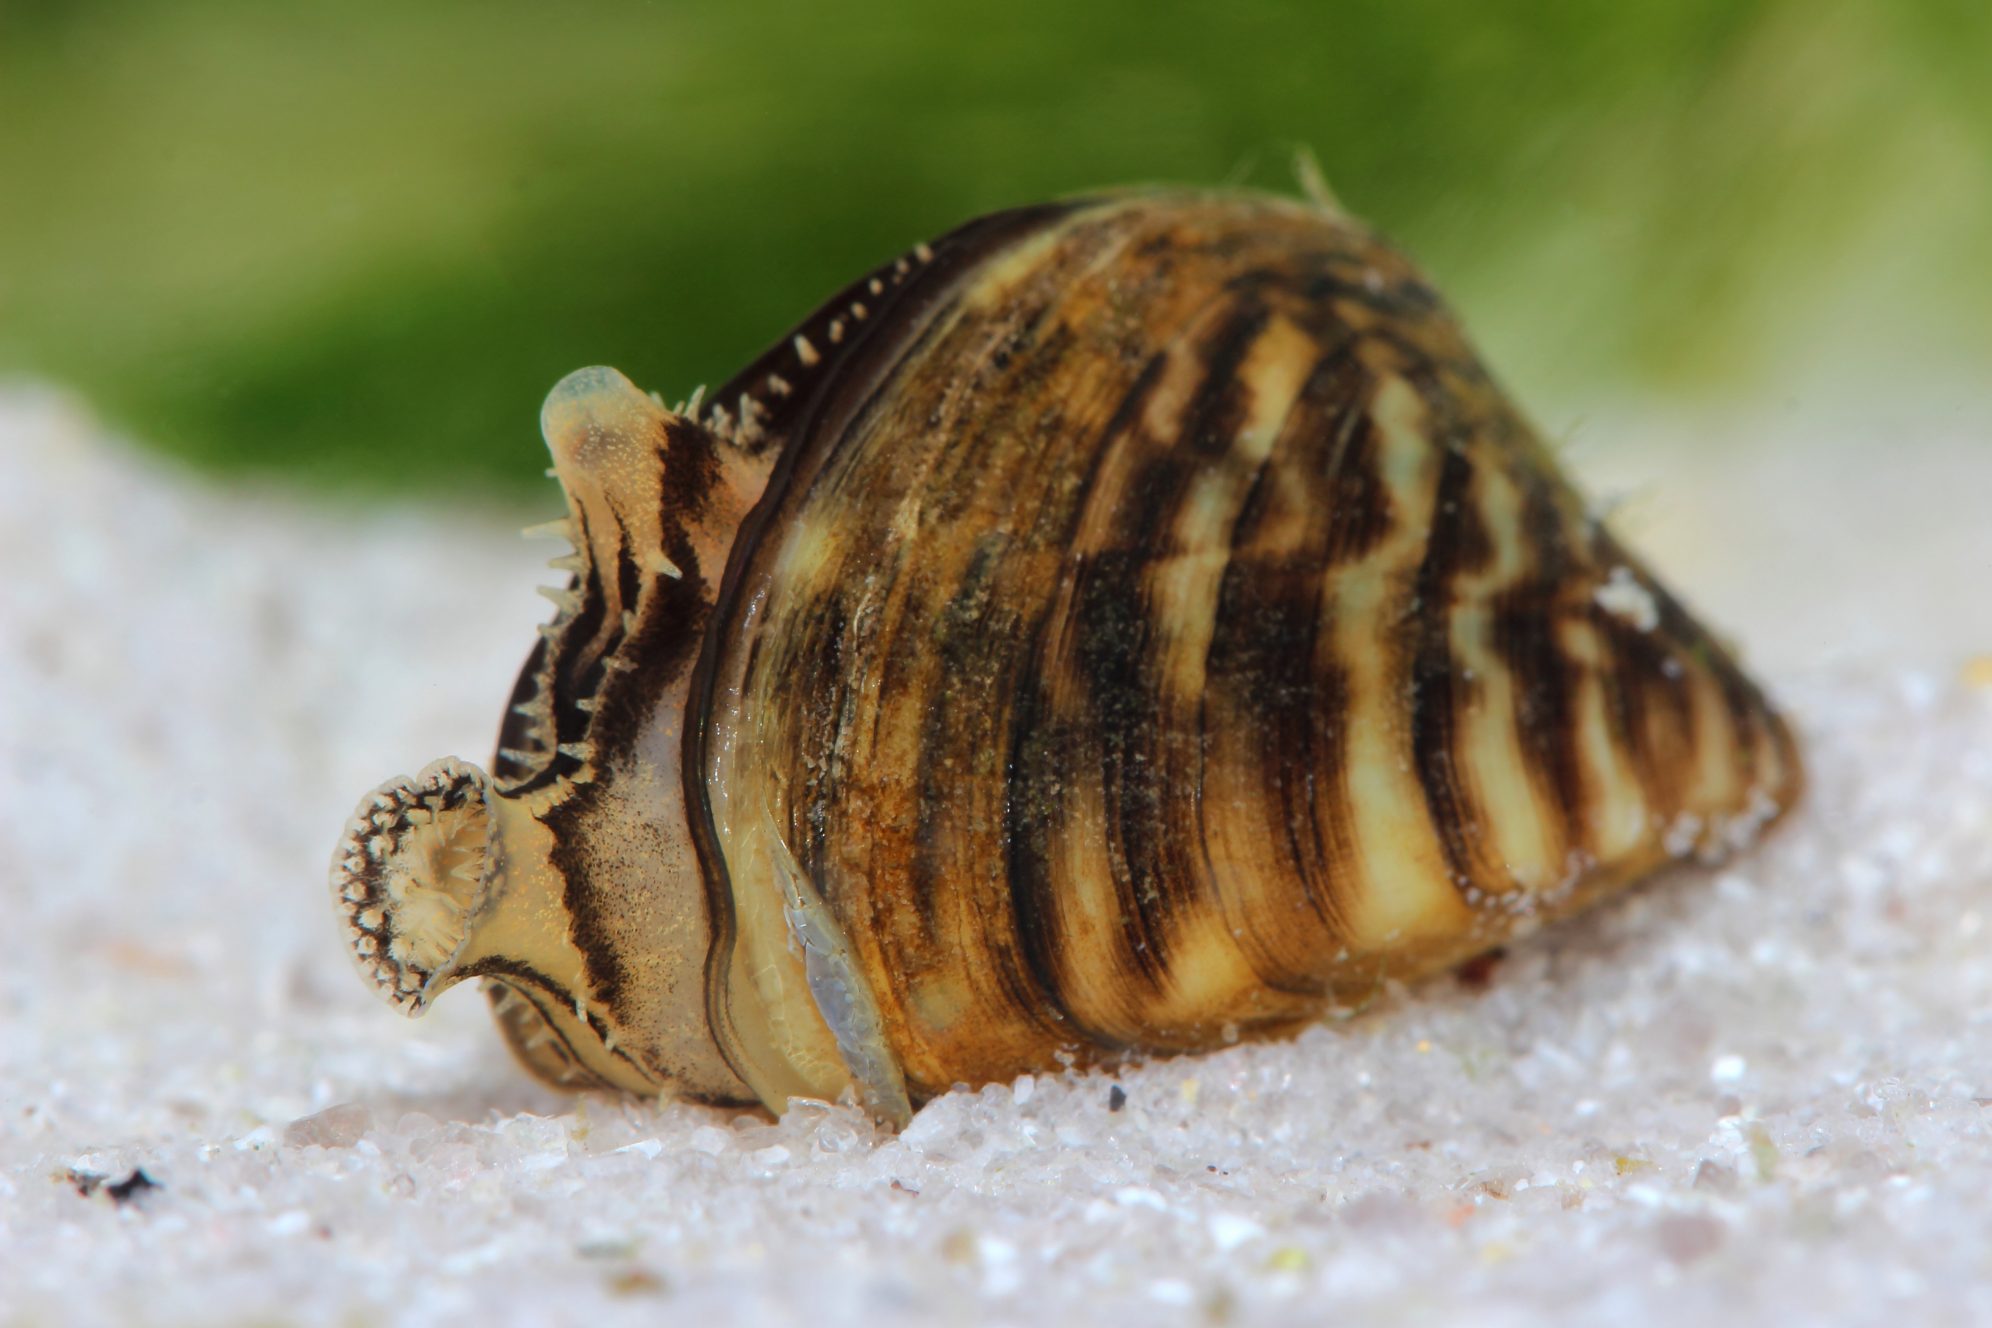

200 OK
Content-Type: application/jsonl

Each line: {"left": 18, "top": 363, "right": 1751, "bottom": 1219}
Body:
{"left": 333, "top": 190, "right": 1801, "bottom": 1123}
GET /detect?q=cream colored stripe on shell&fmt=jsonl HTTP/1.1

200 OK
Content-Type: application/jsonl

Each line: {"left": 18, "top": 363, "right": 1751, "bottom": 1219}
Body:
{"left": 1324, "top": 368, "right": 1473, "bottom": 955}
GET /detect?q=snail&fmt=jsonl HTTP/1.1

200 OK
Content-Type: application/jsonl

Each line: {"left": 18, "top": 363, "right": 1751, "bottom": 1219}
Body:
{"left": 331, "top": 188, "right": 1801, "bottom": 1126}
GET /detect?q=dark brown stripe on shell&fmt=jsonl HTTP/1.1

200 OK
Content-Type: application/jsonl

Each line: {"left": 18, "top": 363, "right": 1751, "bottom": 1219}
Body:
{"left": 1201, "top": 559, "right": 1357, "bottom": 978}
{"left": 1001, "top": 353, "right": 1178, "bottom": 1052}
{"left": 1408, "top": 439, "right": 1494, "bottom": 894}
{"left": 1066, "top": 547, "right": 1177, "bottom": 989}
{"left": 1491, "top": 469, "right": 1590, "bottom": 862}
{"left": 1004, "top": 615, "right": 1130, "bottom": 1053}
{"left": 1190, "top": 343, "right": 1374, "bottom": 990}
{"left": 1593, "top": 605, "right": 1693, "bottom": 821}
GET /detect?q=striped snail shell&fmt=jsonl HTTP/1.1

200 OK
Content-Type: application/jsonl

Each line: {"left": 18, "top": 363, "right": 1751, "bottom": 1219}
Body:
{"left": 331, "top": 189, "right": 1801, "bottom": 1126}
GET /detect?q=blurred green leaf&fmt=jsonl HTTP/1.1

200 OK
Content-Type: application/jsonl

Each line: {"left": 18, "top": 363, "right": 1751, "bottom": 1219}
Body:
{"left": 1, "top": 0, "right": 1985, "bottom": 493}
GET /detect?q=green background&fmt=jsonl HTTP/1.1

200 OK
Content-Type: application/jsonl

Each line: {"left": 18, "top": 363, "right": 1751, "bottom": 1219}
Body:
{"left": 3, "top": 0, "right": 1986, "bottom": 496}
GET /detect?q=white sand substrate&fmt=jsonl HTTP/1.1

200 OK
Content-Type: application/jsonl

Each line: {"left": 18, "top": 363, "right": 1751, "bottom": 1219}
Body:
{"left": 1, "top": 383, "right": 1988, "bottom": 1326}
